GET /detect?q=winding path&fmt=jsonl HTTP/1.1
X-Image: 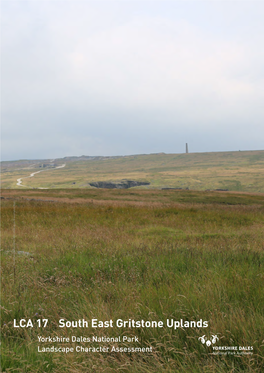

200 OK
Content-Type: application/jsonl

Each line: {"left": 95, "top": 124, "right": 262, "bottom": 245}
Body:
{"left": 16, "top": 164, "right": 66, "bottom": 189}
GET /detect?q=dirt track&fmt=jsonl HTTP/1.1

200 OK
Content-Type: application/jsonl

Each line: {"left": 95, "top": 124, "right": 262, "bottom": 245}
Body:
{"left": 16, "top": 164, "right": 66, "bottom": 188}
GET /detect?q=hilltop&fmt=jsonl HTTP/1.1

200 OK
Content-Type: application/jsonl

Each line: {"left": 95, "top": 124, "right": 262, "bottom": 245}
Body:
{"left": 1, "top": 150, "right": 264, "bottom": 192}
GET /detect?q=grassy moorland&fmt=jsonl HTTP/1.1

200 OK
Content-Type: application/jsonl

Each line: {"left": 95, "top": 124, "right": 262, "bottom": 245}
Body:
{"left": 1, "top": 189, "right": 264, "bottom": 372}
{"left": 1, "top": 150, "right": 264, "bottom": 192}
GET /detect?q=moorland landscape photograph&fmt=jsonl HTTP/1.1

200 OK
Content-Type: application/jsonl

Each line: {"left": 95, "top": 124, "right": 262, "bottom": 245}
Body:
{"left": 1, "top": 1, "right": 264, "bottom": 372}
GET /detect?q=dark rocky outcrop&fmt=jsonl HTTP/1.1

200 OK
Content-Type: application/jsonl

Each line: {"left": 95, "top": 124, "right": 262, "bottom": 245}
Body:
{"left": 162, "top": 188, "right": 183, "bottom": 190}
{"left": 89, "top": 180, "right": 150, "bottom": 189}
{"left": 161, "top": 187, "right": 189, "bottom": 190}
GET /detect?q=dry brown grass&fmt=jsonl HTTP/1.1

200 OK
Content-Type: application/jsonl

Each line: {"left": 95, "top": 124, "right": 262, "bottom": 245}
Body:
{"left": 1, "top": 189, "right": 264, "bottom": 372}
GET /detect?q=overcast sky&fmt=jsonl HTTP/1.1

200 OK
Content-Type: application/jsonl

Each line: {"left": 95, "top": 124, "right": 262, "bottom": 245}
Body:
{"left": 1, "top": 0, "right": 264, "bottom": 161}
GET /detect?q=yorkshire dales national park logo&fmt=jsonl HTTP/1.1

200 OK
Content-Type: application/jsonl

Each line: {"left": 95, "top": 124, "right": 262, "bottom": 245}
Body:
{"left": 198, "top": 334, "right": 254, "bottom": 356}
{"left": 198, "top": 334, "right": 219, "bottom": 347}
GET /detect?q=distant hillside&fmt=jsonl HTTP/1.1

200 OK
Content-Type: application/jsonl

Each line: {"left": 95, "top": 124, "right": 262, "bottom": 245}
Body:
{"left": 1, "top": 150, "right": 264, "bottom": 192}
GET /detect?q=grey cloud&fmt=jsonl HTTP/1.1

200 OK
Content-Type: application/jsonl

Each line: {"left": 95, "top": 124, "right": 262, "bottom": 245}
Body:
{"left": 1, "top": 1, "right": 264, "bottom": 161}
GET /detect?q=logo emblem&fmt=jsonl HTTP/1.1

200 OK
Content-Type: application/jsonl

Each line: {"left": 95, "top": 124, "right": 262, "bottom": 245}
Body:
{"left": 198, "top": 335, "right": 219, "bottom": 347}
